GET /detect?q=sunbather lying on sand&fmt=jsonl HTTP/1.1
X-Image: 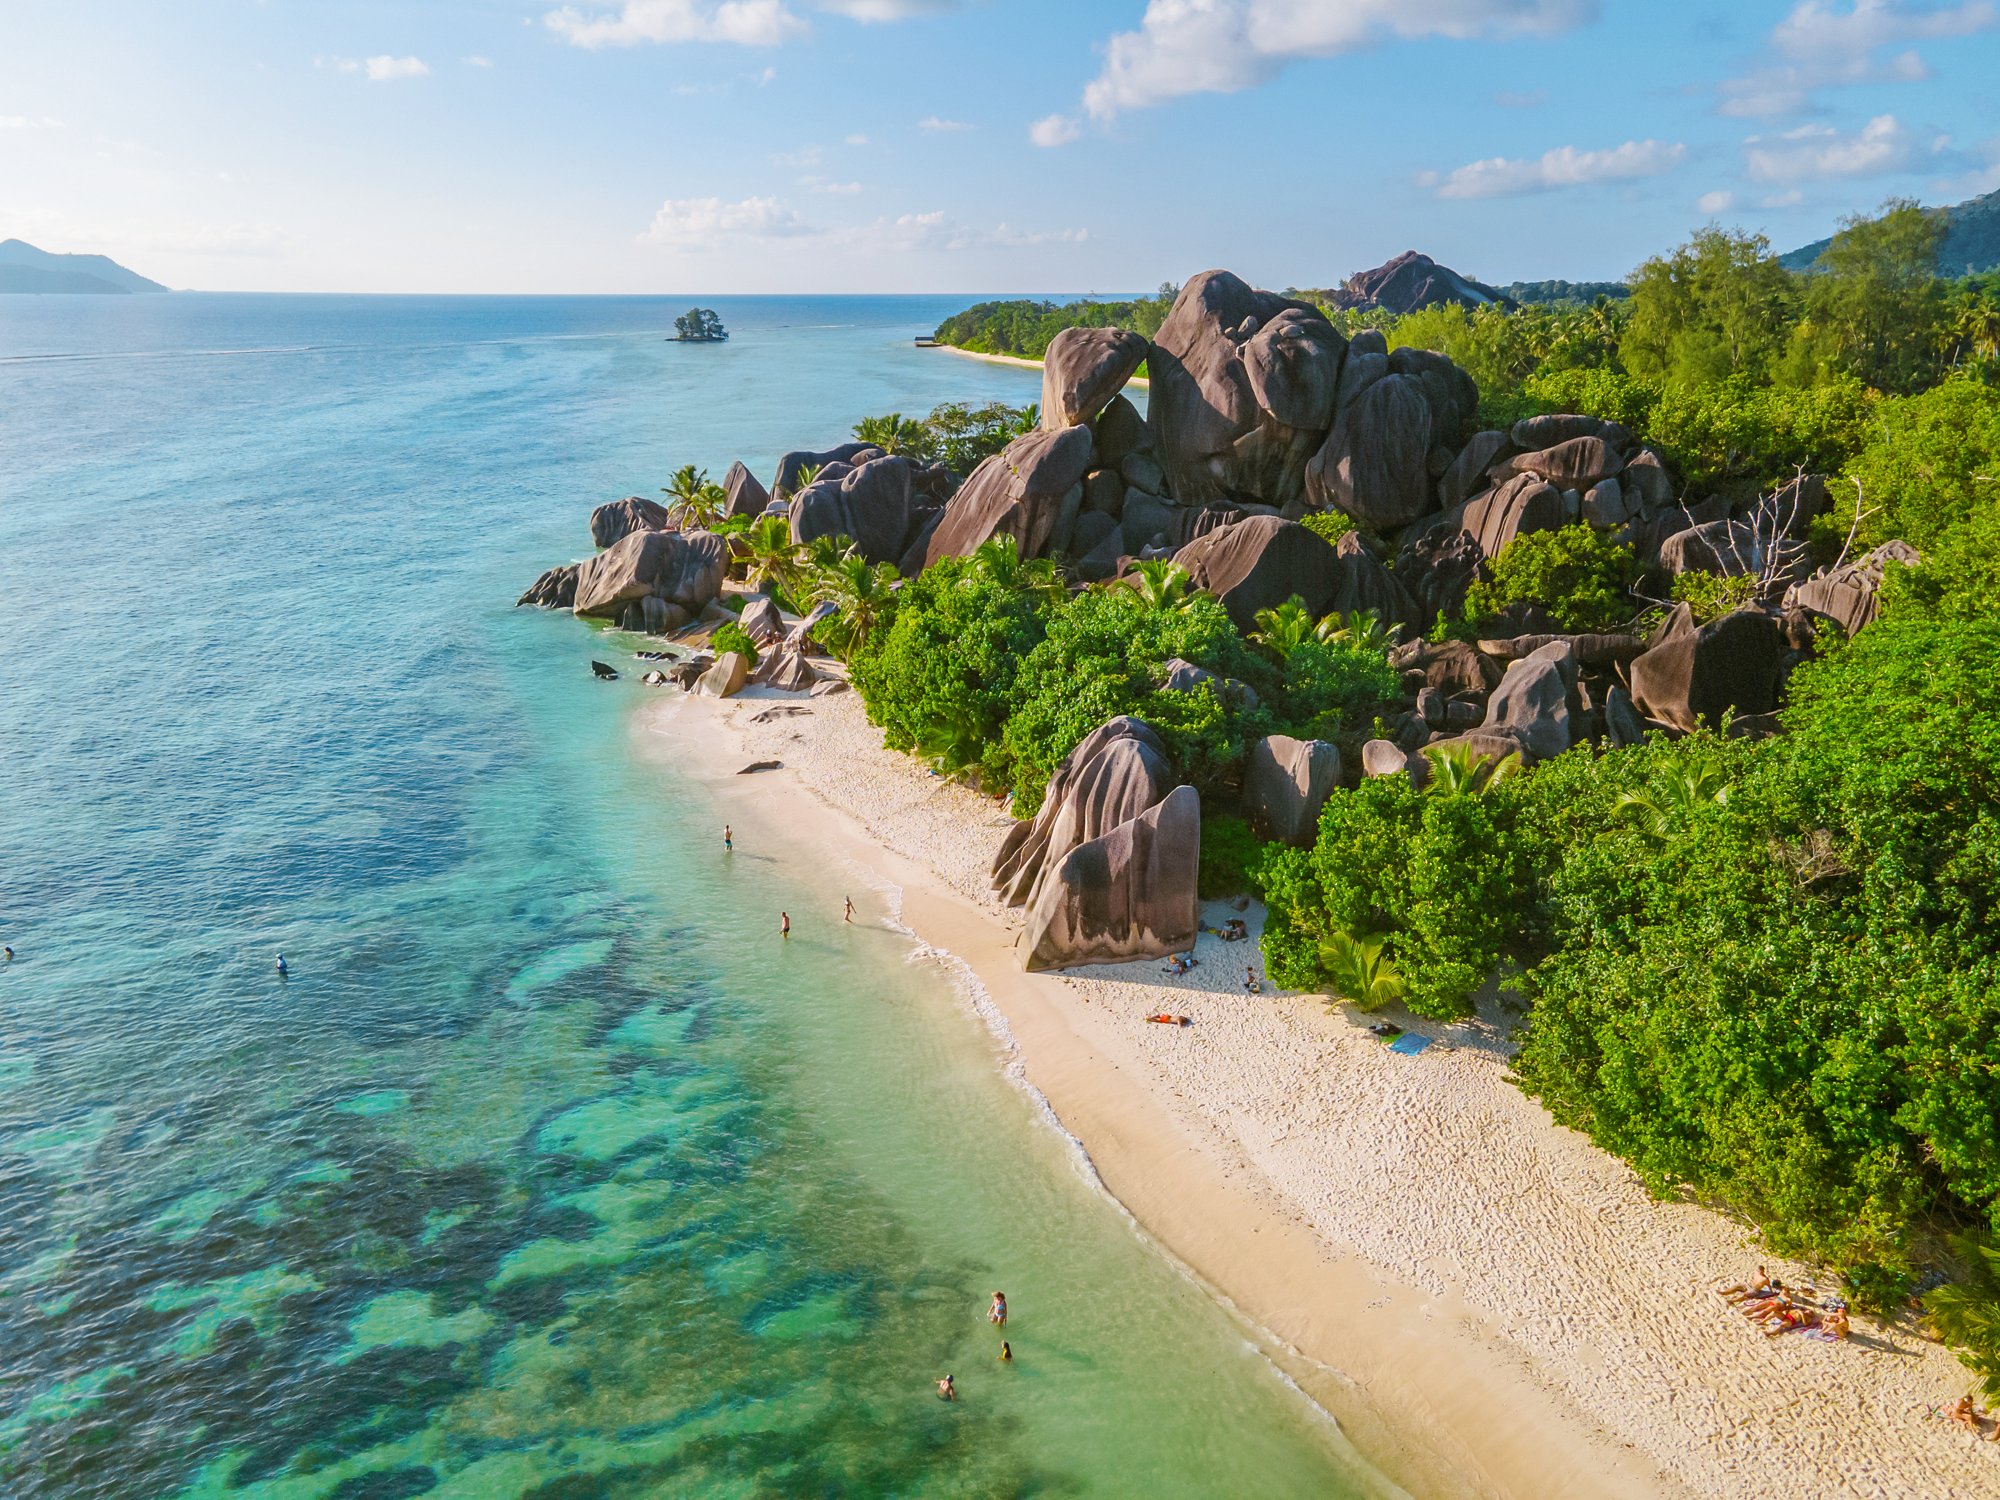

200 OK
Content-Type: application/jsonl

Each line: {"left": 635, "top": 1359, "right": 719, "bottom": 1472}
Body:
{"left": 1719, "top": 1268, "right": 1772, "bottom": 1303}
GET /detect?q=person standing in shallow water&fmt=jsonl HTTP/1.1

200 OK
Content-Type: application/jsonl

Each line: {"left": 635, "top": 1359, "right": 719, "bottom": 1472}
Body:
{"left": 780, "top": 912, "right": 790, "bottom": 939}
{"left": 936, "top": 1374, "right": 955, "bottom": 1401}
{"left": 843, "top": 896, "right": 853, "bottom": 924}
{"left": 723, "top": 825, "right": 732, "bottom": 852}
{"left": 989, "top": 1292, "right": 1006, "bottom": 1327}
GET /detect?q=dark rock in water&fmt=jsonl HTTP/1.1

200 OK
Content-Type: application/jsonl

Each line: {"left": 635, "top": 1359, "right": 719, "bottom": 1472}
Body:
{"left": 641, "top": 669, "right": 669, "bottom": 686}
{"left": 1173, "top": 514, "right": 1339, "bottom": 632}
{"left": 1328, "top": 251, "right": 1515, "bottom": 316}
{"left": 1094, "top": 394, "right": 1149, "bottom": 470}
{"left": 1785, "top": 539, "right": 1918, "bottom": 636}
{"left": 591, "top": 660, "right": 619, "bottom": 680}
{"left": 573, "top": 528, "right": 726, "bottom": 619}
{"left": 1022, "top": 784, "right": 1201, "bottom": 972}
{"left": 518, "top": 562, "right": 579, "bottom": 609}
{"left": 1042, "top": 326, "right": 1150, "bottom": 429}
{"left": 993, "top": 717, "right": 1174, "bottom": 909}
{"left": 923, "top": 425, "right": 1094, "bottom": 567}
{"left": 590, "top": 496, "right": 673, "bottom": 548}
{"left": 1147, "top": 270, "right": 1345, "bottom": 511}
{"left": 1241, "top": 735, "right": 1341, "bottom": 847}
{"left": 791, "top": 453, "right": 913, "bottom": 565}
{"left": 1628, "top": 605, "right": 1785, "bottom": 732}
{"left": 774, "top": 442, "right": 881, "bottom": 498}
{"left": 669, "top": 654, "right": 713, "bottom": 689}
{"left": 724, "top": 461, "right": 771, "bottom": 520}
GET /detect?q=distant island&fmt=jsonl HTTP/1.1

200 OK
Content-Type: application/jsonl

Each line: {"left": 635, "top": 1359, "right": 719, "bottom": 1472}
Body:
{"left": 0, "top": 238, "right": 169, "bottom": 295}
{"left": 1783, "top": 185, "right": 2000, "bottom": 275}
{"left": 672, "top": 308, "right": 727, "bottom": 342}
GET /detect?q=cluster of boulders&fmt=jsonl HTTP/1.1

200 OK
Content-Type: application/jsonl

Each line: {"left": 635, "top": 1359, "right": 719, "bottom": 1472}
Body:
{"left": 518, "top": 263, "right": 1921, "bottom": 969}
{"left": 1325, "top": 251, "right": 1516, "bottom": 317}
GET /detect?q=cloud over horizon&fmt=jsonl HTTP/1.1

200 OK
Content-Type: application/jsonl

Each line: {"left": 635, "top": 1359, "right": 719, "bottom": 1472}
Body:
{"left": 1744, "top": 113, "right": 1919, "bottom": 181}
{"left": 1718, "top": 0, "right": 1997, "bottom": 117}
{"left": 546, "top": 0, "right": 807, "bottom": 48}
{"left": 641, "top": 194, "right": 813, "bottom": 245}
{"left": 1425, "top": 138, "right": 1686, "bottom": 199}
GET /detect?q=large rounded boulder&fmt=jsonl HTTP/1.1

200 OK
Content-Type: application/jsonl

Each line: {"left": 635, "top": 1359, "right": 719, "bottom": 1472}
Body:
{"left": 589, "top": 496, "right": 673, "bottom": 548}
{"left": 1042, "top": 327, "right": 1149, "bottom": 429}
{"left": 1306, "top": 344, "right": 1477, "bottom": 530}
{"left": 1173, "top": 515, "right": 1339, "bottom": 631}
{"left": 1023, "top": 785, "right": 1201, "bottom": 972}
{"left": 572, "top": 528, "right": 727, "bottom": 619}
{"left": 790, "top": 453, "right": 914, "bottom": 564}
{"left": 1241, "top": 735, "right": 1342, "bottom": 847}
{"left": 992, "top": 717, "right": 1173, "bottom": 908}
{"left": 1628, "top": 605, "right": 1785, "bottom": 732}
{"left": 1146, "top": 271, "right": 1345, "bottom": 511}
{"left": 924, "top": 425, "right": 1095, "bottom": 567}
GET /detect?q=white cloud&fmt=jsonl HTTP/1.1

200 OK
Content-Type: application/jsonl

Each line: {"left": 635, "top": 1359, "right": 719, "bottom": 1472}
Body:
{"left": 545, "top": 0, "right": 807, "bottom": 48}
{"left": 1744, "top": 113, "right": 1915, "bottom": 181}
{"left": 1697, "top": 189, "right": 1736, "bottom": 214}
{"left": 1030, "top": 113, "right": 1081, "bottom": 148}
{"left": 854, "top": 211, "right": 1089, "bottom": 252}
{"left": 1718, "top": 0, "right": 1995, "bottom": 117}
{"left": 1425, "top": 138, "right": 1686, "bottom": 199}
{"left": 0, "top": 114, "right": 63, "bottom": 130}
{"left": 918, "top": 115, "right": 973, "bottom": 132}
{"left": 1079, "top": 0, "right": 1598, "bottom": 121}
{"left": 464, "top": 54, "right": 495, "bottom": 66}
{"left": 641, "top": 194, "right": 812, "bottom": 245}
{"left": 844, "top": 133, "right": 870, "bottom": 145}
{"left": 364, "top": 55, "right": 430, "bottom": 81}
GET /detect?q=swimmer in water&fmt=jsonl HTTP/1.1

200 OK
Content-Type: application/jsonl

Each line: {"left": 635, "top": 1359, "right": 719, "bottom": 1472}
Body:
{"left": 937, "top": 1374, "right": 956, "bottom": 1401}
{"left": 998, "top": 1341, "right": 1011, "bottom": 1364}
{"left": 276, "top": 953, "right": 289, "bottom": 977}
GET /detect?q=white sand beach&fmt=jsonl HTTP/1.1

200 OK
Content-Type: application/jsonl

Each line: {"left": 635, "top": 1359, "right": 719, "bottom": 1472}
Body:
{"left": 932, "top": 343, "right": 1152, "bottom": 387}
{"left": 641, "top": 682, "right": 2000, "bottom": 1500}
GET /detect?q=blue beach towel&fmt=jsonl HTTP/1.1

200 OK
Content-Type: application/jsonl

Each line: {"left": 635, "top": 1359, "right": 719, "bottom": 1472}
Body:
{"left": 1387, "top": 1033, "right": 1433, "bottom": 1056}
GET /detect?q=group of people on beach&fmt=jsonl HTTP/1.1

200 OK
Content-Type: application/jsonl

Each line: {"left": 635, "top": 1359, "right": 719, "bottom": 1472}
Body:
{"left": 1719, "top": 1267, "right": 1850, "bottom": 1340}
{"left": 725, "top": 826, "right": 854, "bottom": 936}
{"left": 936, "top": 1292, "right": 1011, "bottom": 1403}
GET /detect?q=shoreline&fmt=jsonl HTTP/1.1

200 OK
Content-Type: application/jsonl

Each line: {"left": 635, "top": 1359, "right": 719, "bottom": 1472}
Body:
{"left": 930, "top": 343, "right": 1151, "bottom": 387}
{"left": 637, "top": 683, "right": 1998, "bottom": 1500}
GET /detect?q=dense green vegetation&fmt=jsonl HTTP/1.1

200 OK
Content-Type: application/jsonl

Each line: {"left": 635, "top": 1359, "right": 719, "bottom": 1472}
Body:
{"left": 852, "top": 400, "right": 1039, "bottom": 473}
{"left": 730, "top": 198, "right": 2000, "bottom": 1378}
{"left": 931, "top": 287, "right": 1177, "bottom": 359}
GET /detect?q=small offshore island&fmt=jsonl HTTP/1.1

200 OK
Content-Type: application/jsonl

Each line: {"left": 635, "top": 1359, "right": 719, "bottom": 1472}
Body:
{"left": 522, "top": 208, "right": 2000, "bottom": 1494}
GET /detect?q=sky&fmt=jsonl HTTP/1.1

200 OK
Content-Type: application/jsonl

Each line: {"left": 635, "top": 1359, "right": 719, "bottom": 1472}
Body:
{"left": 2, "top": 0, "right": 1998, "bottom": 294}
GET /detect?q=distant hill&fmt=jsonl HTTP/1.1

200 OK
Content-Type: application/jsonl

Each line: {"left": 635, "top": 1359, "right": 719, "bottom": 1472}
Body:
{"left": 1324, "top": 251, "right": 1515, "bottom": 315}
{"left": 0, "top": 238, "right": 170, "bottom": 294}
{"left": 1781, "top": 188, "right": 2000, "bottom": 275}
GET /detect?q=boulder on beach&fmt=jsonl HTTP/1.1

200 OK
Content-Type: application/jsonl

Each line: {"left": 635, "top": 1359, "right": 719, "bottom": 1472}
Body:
{"left": 1241, "top": 735, "right": 1341, "bottom": 847}
{"left": 790, "top": 453, "right": 913, "bottom": 565}
{"left": 572, "top": 528, "right": 727, "bottom": 619}
{"left": 1042, "top": 327, "right": 1150, "bottom": 429}
{"left": 695, "top": 650, "right": 749, "bottom": 698}
{"left": 738, "top": 595, "right": 784, "bottom": 644}
{"left": 589, "top": 496, "right": 673, "bottom": 548}
{"left": 992, "top": 717, "right": 1174, "bottom": 908}
{"left": 1022, "top": 784, "right": 1201, "bottom": 972}
{"left": 753, "top": 640, "right": 818, "bottom": 691}
{"left": 1147, "top": 270, "right": 1345, "bottom": 511}
{"left": 923, "top": 425, "right": 1094, "bottom": 567}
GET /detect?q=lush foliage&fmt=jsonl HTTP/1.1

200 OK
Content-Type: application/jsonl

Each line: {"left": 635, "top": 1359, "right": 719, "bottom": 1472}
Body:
{"left": 673, "top": 307, "right": 726, "bottom": 341}
{"left": 933, "top": 287, "right": 1177, "bottom": 358}
{"left": 851, "top": 400, "right": 1038, "bottom": 474}
{"left": 1927, "top": 1234, "right": 2000, "bottom": 1404}
{"left": 1669, "top": 568, "right": 1758, "bottom": 623}
{"left": 709, "top": 621, "right": 758, "bottom": 668}
{"left": 1463, "top": 524, "right": 1639, "bottom": 632}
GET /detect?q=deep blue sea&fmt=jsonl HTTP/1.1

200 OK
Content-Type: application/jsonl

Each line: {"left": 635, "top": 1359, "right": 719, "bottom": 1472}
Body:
{"left": 0, "top": 294, "right": 1388, "bottom": 1498}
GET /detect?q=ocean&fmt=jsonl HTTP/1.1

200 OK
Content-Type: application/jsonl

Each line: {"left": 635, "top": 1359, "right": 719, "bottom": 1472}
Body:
{"left": 0, "top": 294, "right": 1390, "bottom": 1497}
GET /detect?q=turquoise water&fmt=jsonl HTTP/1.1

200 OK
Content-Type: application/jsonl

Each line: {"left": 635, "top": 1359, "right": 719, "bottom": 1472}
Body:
{"left": 0, "top": 295, "right": 1391, "bottom": 1497}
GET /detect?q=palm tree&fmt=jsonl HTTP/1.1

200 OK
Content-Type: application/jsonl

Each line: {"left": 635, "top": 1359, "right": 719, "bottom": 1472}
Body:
{"left": 741, "top": 514, "right": 803, "bottom": 603}
{"left": 968, "top": 533, "right": 1062, "bottom": 604}
{"left": 786, "top": 461, "right": 825, "bottom": 500}
{"left": 808, "top": 551, "right": 899, "bottom": 660}
{"left": 1316, "top": 608, "right": 1401, "bottom": 652}
{"left": 852, "top": 412, "right": 935, "bottom": 462}
{"left": 1613, "top": 764, "right": 1730, "bottom": 843}
{"left": 1250, "top": 596, "right": 1317, "bottom": 655}
{"left": 1127, "top": 558, "right": 1193, "bottom": 612}
{"left": 1422, "top": 740, "right": 1522, "bottom": 797}
{"left": 662, "top": 464, "right": 729, "bottom": 530}
{"left": 1927, "top": 1233, "right": 2000, "bottom": 1404}
{"left": 1318, "top": 929, "right": 1405, "bottom": 1011}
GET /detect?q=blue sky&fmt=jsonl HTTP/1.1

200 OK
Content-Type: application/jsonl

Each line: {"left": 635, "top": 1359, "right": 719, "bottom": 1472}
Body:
{"left": 3, "top": 0, "right": 1998, "bottom": 293}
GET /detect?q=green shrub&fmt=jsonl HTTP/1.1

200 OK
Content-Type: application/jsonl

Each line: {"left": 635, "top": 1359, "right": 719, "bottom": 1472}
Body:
{"left": 1198, "top": 814, "right": 1262, "bottom": 900}
{"left": 1669, "top": 570, "right": 1758, "bottom": 623}
{"left": 710, "top": 621, "right": 758, "bottom": 668}
{"left": 1300, "top": 510, "right": 1355, "bottom": 547}
{"left": 1464, "top": 524, "right": 1639, "bottom": 633}
{"left": 1840, "top": 376, "right": 2000, "bottom": 551}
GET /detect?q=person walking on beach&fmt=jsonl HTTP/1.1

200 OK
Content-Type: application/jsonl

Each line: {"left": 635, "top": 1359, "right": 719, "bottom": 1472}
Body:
{"left": 780, "top": 912, "right": 790, "bottom": 939}
{"left": 937, "top": 1374, "right": 956, "bottom": 1401}
{"left": 723, "top": 825, "right": 733, "bottom": 852}
{"left": 988, "top": 1292, "right": 1007, "bottom": 1327}
{"left": 844, "top": 896, "right": 854, "bottom": 924}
